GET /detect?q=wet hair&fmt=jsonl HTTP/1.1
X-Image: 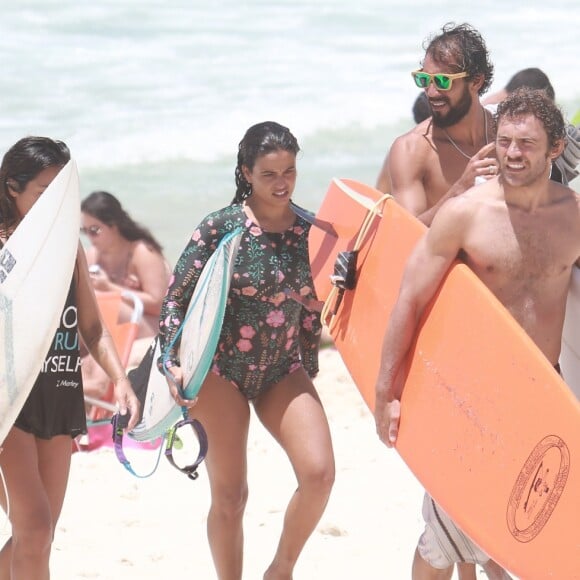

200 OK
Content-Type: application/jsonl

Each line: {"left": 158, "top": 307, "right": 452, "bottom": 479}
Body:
{"left": 412, "top": 92, "right": 431, "bottom": 124}
{"left": 81, "top": 190, "right": 163, "bottom": 253}
{"left": 423, "top": 22, "right": 494, "bottom": 96}
{"left": 0, "top": 136, "right": 70, "bottom": 230}
{"left": 495, "top": 87, "right": 566, "bottom": 149}
{"left": 505, "top": 67, "right": 555, "bottom": 101}
{"left": 232, "top": 121, "right": 300, "bottom": 205}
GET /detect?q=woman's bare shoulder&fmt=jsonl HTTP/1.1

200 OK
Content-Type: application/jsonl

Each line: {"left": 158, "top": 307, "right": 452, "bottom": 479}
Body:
{"left": 131, "top": 240, "right": 168, "bottom": 272}
{"left": 132, "top": 239, "right": 163, "bottom": 258}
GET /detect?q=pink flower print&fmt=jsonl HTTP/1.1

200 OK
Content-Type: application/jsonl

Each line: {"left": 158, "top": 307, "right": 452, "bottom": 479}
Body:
{"left": 294, "top": 226, "right": 305, "bottom": 236}
{"left": 194, "top": 259, "right": 203, "bottom": 269}
{"left": 162, "top": 314, "right": 180, "bottom": 328}
{"left": 240, "top": 326, "right": 256, "bottom": 339}
{"left": 249, "top": 226, "right": 262, "bottom": 237}
{"left": 266, "top": 310, "right": 285, "bottom": 328}
{"left": 192, "top": 229, "right": 201, "bottom": 242}
{"left": 242, "top": 286, "right": 258, "bottom": 296}
{"left": 236, "top": 339, "right": 253, "bottom": 352}
{"left": 277, "top": 271, "right": 285, "bottom": 284}
{"left": 302, "top": 314, "right": 315, "bottom": 331}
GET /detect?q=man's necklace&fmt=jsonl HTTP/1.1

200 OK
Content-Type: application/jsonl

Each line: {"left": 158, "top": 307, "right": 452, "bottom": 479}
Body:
{"left": 443, "top": 110, "right": 488, "bottom": 160}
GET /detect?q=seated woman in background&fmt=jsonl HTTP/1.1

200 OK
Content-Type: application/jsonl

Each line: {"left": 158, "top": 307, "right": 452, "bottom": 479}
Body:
{"left": 80, "top": 190, "right": 171, "bottom": 402}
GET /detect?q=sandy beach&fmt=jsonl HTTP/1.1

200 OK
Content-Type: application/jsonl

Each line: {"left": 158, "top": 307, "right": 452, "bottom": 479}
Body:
{"left": 14, "top": 346, "right": 493, "bottom": 579}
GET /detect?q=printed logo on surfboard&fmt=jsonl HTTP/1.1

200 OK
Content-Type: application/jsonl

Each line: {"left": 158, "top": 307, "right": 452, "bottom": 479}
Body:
{"left": 507, "top": 435, "right": 570, "bottom": 542}
{"left": 0, "top": 249, "right": 16, "bottom": 283}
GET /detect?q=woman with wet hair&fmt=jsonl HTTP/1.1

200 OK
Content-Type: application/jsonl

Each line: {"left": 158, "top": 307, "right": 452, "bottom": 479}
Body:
{"left": 159, "top": 121, "right": 335, "bottom": 579}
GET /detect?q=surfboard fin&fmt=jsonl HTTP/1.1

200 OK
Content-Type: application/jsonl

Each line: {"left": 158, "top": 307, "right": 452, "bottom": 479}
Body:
{"left": 330, "top": 250, "right": 358, "bottom": 291}
{"left": 328, "top": 250, "right": 358, "bottom": 315}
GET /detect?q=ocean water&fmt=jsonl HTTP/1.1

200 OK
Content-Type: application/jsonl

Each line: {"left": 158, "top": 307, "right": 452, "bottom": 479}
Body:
{"left": 1, "top": 0, "right": 579, "bottom": 262}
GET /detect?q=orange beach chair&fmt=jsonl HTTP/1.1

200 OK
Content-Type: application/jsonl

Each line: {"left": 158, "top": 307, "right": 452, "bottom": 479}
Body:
{"left": 86, "top": 290, "right": 143, "bottom": 422}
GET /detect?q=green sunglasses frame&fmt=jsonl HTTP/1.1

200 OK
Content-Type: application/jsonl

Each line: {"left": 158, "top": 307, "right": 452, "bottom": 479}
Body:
{"left": 411, "top": 70, "right": 468, "bottom": 91}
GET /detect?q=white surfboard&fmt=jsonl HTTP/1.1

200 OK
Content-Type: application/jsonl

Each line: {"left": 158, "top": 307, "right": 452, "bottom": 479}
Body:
{"left": 560, "top": 265, "right": 580, "bottom": 400}
{"left": 0, "top": 160, "right": 80, "bottom": 444}
{"left": 128, "top": 228, "right": 243, "bottom": 441}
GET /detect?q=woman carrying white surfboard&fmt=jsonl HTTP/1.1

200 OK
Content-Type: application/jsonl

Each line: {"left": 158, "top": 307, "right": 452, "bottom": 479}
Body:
{"left": 0, "top": 137, "right": 140, "bottom": 579}
{"left": 158, "top": 122, "right": 334, "bottom": 580}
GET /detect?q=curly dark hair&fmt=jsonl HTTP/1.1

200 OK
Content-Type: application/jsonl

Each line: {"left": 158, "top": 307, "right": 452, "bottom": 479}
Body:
{"left": 232, "top": 121, "right": 300, "bottom": 205}
{"left": 423, "top": 22, "right": 494, "bottom": 96}
{"left": 495, "top": 87, "right": 566, "bottom": 149}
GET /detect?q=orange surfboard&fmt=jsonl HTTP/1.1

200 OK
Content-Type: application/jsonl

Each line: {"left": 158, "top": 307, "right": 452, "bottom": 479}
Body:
{"left": 308, "top": 178, "right": 580, "bottom": 579}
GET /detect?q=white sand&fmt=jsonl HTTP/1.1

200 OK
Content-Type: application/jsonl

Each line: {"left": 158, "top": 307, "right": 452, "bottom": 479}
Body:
{"left": 40, "top": 347, "right": 481, "bottom": 579}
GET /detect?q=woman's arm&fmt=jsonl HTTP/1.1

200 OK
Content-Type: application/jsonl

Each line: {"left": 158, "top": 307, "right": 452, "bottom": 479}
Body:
{"left": 75, "top": 245, "right": 140, "bottom": 429}
{"left": 158, "top": 214, "right": 229, "bottom": 368}
{"left": 124, "top": 242, "right": 170, "bottom": 317}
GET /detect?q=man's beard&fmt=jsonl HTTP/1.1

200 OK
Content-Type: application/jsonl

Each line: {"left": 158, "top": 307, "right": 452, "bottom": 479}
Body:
{"left": 431, "top": 86, "right": 472, "bottom": 128}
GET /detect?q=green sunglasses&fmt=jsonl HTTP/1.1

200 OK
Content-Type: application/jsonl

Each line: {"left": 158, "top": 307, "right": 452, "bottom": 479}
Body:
{"left": 412, "top": 70, "right": 468, "bottom": 91}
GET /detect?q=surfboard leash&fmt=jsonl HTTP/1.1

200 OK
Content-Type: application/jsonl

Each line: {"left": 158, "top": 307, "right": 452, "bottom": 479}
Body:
{"left": 111, "top": 412, "right": 209, "bottom": 480}
{"left": 321, "top": 193, "right": 392, "bottom": 330}
{"left": 111, "top": 413, "right": 166, "bottom": 478}
{"left": 164, "top": 416, "right": 209, "bottom": 480}
{"left": 111, "top": 412, "right": 208, "bottom": 480}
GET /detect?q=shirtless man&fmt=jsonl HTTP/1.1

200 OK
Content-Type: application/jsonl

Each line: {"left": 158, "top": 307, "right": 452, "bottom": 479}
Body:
{"left": 374, "top": 88, "right": 580, "bottom": 579}
{"left": 376, "top": 24, "right": 502, "bottom": 579}
{"left": 375, "top": 23, "right": 497, "bottom": 225}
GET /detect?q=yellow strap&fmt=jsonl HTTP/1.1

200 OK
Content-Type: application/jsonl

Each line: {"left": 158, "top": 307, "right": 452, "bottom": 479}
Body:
{"left": 320, "top": 193, "right": 392, "bottom": 330}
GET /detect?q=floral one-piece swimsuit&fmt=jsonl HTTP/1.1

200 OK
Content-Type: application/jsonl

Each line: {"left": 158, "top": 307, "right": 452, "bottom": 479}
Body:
{"left": 159, "top": 204, "right": 322, "bottom": 399}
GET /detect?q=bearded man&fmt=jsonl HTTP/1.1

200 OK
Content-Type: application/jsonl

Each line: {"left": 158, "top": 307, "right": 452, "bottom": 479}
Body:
{"left": 376, "top": 23, "right": 499, "bottom": 226}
